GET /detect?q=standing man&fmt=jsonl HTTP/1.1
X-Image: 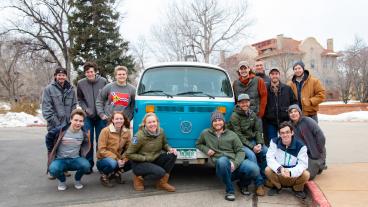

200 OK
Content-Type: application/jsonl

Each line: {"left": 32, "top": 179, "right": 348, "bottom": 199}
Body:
{"left": 288, "top": 61, "right": 325, "bottom": 123}
{"left": 46, "top": 109, "right": 91, "bottom": 191}
{"left": 265, "top": 121, "right": 309, "bottom": 199}
{"left": 288, "top": 104, "right": 327, "bottom": 180}
{"left": 254, "top": 59, "right": 270, "bottom": 85}
{"left": 227, "top": 94, "right": 267, "bottom": 196}
{"left": 77, "top": 61, "right": 108, "bottom": 170}
{"left": 233, "top": 61, "right": 267, "bottom": 119}
{"left": 96, "top": 65, "right": 136, "bottom": 121}
{"left": 42, "top": 67, "right": 77, "bottom": 131}
{"left": 196, "top": 111, "right": 260, "bottom": 201}
{"left": 264, "top": 68, "right": 297, "bottom": 142}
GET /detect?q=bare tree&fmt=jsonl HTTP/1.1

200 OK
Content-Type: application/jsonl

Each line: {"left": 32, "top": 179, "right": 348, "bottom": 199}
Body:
{"left": 3, "top": 0, "right": 72, "bottom": 75}
{"left": 151, "top": 0, "right": 253, "bottom": 63}
{"left": 271, "top": 52, "right": 302, "bottom": 82}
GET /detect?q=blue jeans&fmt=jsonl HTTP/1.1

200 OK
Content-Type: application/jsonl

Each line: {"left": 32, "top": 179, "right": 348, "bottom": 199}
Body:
{"left": 266, "top": 123, "right": 278, "bottom": 141}
{"left": 49, "top": 157, "right": 91, "bottom": 182}
{"left": 84, "top": 117, "right": 107, "bottom": 167}
{"left": 97, "top": 157, "right": 132, "bottom": 175}
{"left": 215, "top": 156, "right": 259, "bottom": 193}
{"left": 243, "top": 140, "right": 268, "bottom": 186}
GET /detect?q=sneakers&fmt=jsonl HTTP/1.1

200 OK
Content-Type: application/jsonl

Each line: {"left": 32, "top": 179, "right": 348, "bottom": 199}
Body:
{"left": 293, "top": 190, "right": 306, "bottom": 199}
{"left": 239, "top": 185, "right": 251, "bottom": 196}
{"left": 57, "top": 181, "right": 67, "bottom": 191}
{"left": 224, "top": 193, "right": 236, "bottom": 201}
{"left": 268, "top": 187, "right": 281, "bottom": 196}
{"left": 74, "top": 180, "right": 84, "bottom": 190}
{"left": 100, "top": 174, "right": 114, "bottom": 187}
{"left": 256, "top": 185, "right": 266, "bottom": 196}
{"left": 48, "top": 173, "right": 56, "bottom": 180}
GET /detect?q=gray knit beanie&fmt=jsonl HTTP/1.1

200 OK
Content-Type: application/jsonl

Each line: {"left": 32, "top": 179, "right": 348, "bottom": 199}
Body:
{"left": 288, "top": 104, "right": 302, "bottom": 114}
{"left": 211, "top": 111, "right": 224, "bottom": 123}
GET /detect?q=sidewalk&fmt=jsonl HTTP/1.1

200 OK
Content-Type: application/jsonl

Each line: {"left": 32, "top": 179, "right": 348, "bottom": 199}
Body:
{"left": 310, "top": 163, "right": 368, "bottom": 207}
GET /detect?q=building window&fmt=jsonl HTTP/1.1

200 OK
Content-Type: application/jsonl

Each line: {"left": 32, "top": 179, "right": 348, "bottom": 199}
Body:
{"left": 310, "top": 59, "right": 315, "bottom": 69}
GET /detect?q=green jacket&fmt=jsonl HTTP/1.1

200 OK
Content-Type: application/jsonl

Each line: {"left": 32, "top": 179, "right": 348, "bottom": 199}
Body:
{"left": 126, "top": 127, "right": 170, "bottom": 162}
{"left": 227, "top": 105, "right": 264, "bottom": 149}
{"left": 196, "top": 128, "right": 245, "bottom": 169}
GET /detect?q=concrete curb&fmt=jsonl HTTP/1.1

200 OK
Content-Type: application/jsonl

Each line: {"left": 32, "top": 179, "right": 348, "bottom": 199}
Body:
{"left": 306, "top": 181, "right": 331, "bottom": 207}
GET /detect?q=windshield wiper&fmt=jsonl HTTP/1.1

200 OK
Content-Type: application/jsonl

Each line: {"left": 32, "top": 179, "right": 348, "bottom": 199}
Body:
{"left": 138, "top": 90, "right": 173, "bottom": 98}
{"left": 176, "top": 91, "right": 215, "bottom": 99}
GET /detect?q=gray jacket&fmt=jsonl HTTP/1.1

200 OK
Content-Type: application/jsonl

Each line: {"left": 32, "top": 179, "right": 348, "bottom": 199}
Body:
{"left": 42, "top": 80, "right": 77, "bottom": 131}
{"left": 77, "top": 75, "right": 108, "bottom": 118}
{"left": 96, "top": 82, "right": 136, "bottom": 120}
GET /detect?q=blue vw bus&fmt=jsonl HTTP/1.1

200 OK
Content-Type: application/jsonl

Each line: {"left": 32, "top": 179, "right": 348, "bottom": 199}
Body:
{"left": 134, "top": 62, "right": 235, "bottom": 164}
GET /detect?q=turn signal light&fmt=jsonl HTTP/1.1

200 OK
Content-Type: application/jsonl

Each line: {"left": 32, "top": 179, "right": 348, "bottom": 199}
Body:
{"left": 217, "top": 106, "right": 226, "bottom": 113}
{"left": 146, "top": 105, "right": 155, "bottom": 113}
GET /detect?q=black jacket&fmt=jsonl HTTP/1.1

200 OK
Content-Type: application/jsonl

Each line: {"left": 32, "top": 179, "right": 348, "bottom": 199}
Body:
{"left": 264, "top": 82, "right": 297, "bottom": 126}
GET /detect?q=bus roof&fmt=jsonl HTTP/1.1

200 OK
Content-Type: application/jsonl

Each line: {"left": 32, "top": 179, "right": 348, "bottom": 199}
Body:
{"left": 145, "top": 62, "right": 226, "bottom": 72}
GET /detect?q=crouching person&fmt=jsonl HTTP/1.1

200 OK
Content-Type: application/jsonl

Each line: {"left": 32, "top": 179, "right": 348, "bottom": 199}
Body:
{"left": 265, "top": 122, "right": 310, "bottom": 199}
{"left": 96, "top": 111, "right": 132, "bottom": 187}
{"left": 126, "top": 112, "right": 177, "bottom": 192}
{"left": 196, "top": 111, "right": 260, "bottom": 201}
{"left": 46, "top": 109, "right": 91, "bottom": 191}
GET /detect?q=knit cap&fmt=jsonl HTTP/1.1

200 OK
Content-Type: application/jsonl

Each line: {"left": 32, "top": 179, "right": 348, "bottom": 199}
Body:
{"left": 288, "top": 104, "right": 302, "bottom": 114}
{"left": 211, "top": 111, "right": 224, "bottom": 123}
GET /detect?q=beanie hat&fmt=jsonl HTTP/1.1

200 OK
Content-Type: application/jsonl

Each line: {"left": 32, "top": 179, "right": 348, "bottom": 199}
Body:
{"left": 238, "top": 60, "right": 249, "bottom": 69}
{"left": 238, "top": 93, "right": 250, "bottom": 102}
{"left": 293, "top": 61, "right": 305, "bottom": 70}
{"left": 288, "top": 104, "right": 302, "bottom": 114}
{"left": 54, "top": 67, "right": 67, "bottom": 76}
{"left": 211, "top": 111, "right": 225, "bottom": 123}
{"left": 269, "top": 67, "right": 280, "bottom": 75}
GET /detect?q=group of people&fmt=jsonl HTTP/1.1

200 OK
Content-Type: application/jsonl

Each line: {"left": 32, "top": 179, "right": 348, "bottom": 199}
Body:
{"left": 42, "top": 63, "right": 176, "bottom": 192}
{"left": 41, "top": 59, "right": 327, "bottom": 202}
{"left": 207, "top": 59, "right": 326, "bottom": 201}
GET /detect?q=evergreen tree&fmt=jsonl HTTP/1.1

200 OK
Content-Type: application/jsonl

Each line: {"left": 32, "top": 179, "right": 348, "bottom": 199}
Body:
{"left": 68, "top": 0, "right": 135, "bottom": 81}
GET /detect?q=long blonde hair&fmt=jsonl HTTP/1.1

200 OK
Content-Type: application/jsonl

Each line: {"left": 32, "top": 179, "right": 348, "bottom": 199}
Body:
{"left": 139, "top": 112, "right": 160, "bottom": 130}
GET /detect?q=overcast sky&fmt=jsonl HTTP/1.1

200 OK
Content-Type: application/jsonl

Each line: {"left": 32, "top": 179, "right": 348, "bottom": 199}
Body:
{"left": 121, "top": 0, "right": 368, "bottom": 54}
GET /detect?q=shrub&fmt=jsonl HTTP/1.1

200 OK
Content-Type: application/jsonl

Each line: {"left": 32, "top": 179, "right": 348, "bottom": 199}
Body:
{"left": 10, "top": 100, "right": 40, "bottom": 116}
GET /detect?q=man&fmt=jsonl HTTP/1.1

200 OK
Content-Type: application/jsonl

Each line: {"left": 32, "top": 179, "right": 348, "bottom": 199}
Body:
{"left": 96, "top": 65, "right": 136, "bottom": 121}
{"left": 42, "top": 67, "right": 77, "bottom": 131}
{"left": 227, "top": 94, "right": 267, "bottom": 196}
{"left": 288, "top": 104, "right": 327, "bottom": 180}
{"left": 288, "top": 61, "right": 325, "bottom": 123}
{"left": 77, "top": 61, "right": 108, "bottom": 170}
{"left": 264, "top": 68, "right": 297, "bottom": 142}
{"left": 233, "top": 61, "right": 267, "bottom": 119}
{"left": 196, "top": 111, "right": 260, "bottom": 201}
{"left": 46, "top": 109, "right": 91, "bottom": 191}
{"left": 254, "top": 59, "right": 270, "bottom": 85}
{"left": 265, "top": 121, "right": 310, "bottom": 199}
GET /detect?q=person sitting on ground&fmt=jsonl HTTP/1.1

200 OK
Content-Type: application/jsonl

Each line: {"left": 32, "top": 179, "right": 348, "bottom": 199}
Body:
{"left": 228, "top": 93, "right": 267, "bottom": 196}
{"left": 288, "top": 104, "right": 327, "bottom": 180}
{"left": 265, "top": 121, "right": 310, "bottom": 199}
{"left": 96, "top": 111, "right": 132, "bottom": 187}
{"left": 46, "top": 109, "right": 91, "bottom": 191}
{"left": 196, "top": 111, "right": 260, "bottom": 201}
{"left": 126, "top": 112, "right": 177, "bottom": 192}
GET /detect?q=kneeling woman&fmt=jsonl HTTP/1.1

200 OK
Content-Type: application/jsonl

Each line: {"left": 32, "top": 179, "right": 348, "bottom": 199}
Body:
{"left": 126, "top": 112, "right": 177, "bottom": 192}
{"left": 96, "top": 111, "right": 132, "bottom": 187}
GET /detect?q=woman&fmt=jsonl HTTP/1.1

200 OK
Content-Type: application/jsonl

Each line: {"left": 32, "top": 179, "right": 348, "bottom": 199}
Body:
{"left": 96, "top": 111, "right": 132, "bottom": 187}
{"left": 126, "top": 112, "right": 177, "bottom": 192}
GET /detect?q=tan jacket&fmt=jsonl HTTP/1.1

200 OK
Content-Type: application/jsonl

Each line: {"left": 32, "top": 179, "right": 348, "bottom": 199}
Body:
{"left": 288, "top": 71, "right": 325, "bottom": 116}
{"left": 97, "top": 124, "right": 131, "bottom": 161}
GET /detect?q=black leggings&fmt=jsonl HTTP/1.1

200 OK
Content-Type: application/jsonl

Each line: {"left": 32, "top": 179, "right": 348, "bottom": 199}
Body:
{"left": 132, "top": 153, "right": 177, "bottom": 180}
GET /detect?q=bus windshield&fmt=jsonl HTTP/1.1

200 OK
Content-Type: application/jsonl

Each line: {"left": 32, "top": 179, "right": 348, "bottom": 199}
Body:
{"left": 138, "top": 66, "right": 233, "bottom": 98}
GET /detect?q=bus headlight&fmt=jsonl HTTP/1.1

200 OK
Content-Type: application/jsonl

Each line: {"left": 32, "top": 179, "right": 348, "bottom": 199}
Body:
{"left": 146, "top": 105, "right": 155, "bottom": 113}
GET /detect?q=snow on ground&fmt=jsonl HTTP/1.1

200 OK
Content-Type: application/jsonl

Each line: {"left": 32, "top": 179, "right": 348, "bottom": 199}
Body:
{"left": 320, "top": 100, "right": 360, "bottom": 105}
{"left": 0, "top": 102, "right": 11, "bottom": 111}
{"left": 318, "top": 111, "right": 368, "bottom": 122}
{"left": 0, "top": 112, "right": 45, "bottom": 127}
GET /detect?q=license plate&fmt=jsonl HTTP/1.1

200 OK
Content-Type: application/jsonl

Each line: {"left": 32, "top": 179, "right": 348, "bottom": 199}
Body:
{"left": 176, "top": 148, "right": 197, "bottom": 159}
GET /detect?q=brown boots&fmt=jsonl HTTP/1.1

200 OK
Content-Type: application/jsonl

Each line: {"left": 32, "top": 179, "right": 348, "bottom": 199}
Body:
{"left": 133, "top": 175, "right": 144, "bottom": 191}
{"left": 156, "top": 173, "right": 176, "bottom": 192}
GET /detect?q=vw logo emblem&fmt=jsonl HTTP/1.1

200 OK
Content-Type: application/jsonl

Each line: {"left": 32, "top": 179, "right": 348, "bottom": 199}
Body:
{"left": 180, "top": 121, "right": 192, "bottom": 134}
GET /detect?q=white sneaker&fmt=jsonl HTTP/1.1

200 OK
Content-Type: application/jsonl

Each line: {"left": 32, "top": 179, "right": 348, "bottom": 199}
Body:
{"left": 58, "top": 181, "right": 67, "bottom": 191}
{"left": 74, "top": 181, "right": 84, "bottom": 190}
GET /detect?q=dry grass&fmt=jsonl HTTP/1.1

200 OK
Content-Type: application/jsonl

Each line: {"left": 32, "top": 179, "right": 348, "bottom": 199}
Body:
{"left": 10, "top": 101, "right": 39, "bottom": 116}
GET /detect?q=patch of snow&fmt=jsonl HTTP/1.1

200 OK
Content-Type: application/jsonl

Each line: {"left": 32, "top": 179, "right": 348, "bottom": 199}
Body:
{"left": 0, "top": 102, "right": 11, "bottom": 111}
{"left": 0, "top": 112, "right": 45, "bottom": 127}
{"left": 319, "top": 111, "right": 368, "bottom": 122}
{"left": 320, "top": 100, "right": 361, "bottom": 105}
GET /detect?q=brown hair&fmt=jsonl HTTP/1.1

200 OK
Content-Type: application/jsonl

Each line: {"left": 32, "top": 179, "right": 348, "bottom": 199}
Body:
{"left": 139, "top": 112, "right": 160, "bottom": 130}
{"left": 114, "top": 65, "right": 128, "bottom": 76}
{"left": 70, "top": 108, "right": 86, "bottom": 120}
{"left": 109, "top": 111, "right": 130, "bottom": 129}
{"left": 278, "top": 121, "right": 294, "bottom": 132}
{"left": 83, "top": 61, "right": 98, "bottom": 73}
